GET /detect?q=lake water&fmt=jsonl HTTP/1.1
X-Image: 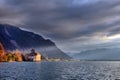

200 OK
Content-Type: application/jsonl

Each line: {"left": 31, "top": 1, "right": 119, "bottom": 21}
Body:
{"left": 0, "top": 61, "right": 120, "bottom": 80}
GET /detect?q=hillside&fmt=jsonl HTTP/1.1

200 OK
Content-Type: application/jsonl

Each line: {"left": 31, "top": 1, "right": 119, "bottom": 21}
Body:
{"left": 0, "top": 24, "right": 71, "bottom": 59}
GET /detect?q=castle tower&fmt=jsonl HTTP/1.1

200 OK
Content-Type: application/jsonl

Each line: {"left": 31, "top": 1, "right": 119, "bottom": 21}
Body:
{"left": 0, "top": 43, "right": 5, "bottom": 56}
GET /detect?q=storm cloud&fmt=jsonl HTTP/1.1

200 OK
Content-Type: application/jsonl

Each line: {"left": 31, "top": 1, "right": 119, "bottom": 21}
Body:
{"left": 0, "top": 0, "right": 120, "bottom": 53}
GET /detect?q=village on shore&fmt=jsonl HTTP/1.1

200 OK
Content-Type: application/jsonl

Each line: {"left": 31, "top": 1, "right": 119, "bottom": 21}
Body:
{"left": 0, "top": 43, "right": 70, "bottom": 62}
{"left": 0, "top": 43, "right": 42, "bottom": 62}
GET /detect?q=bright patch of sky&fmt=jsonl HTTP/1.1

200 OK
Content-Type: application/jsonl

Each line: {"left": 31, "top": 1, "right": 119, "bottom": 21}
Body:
{"left": 72, "top": 0, "right": 98, "bottom": 5}
{"left": 0, "top": 0, "right": 120, "bottom": 53}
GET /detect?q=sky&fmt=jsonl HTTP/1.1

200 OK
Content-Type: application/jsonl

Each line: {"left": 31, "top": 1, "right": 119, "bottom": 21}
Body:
{"left": 0, "top": 0, "right": 120, "bottom": 53}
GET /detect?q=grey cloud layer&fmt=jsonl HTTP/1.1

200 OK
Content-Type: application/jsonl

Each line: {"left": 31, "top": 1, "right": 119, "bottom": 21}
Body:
{"left": 0, "top": 0, "right": 120, "bottom": 52}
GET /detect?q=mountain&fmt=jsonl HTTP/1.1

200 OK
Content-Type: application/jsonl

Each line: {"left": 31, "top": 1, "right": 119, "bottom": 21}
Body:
{"left": 72, "top": 48, "right": 120, "bottom": 60}
{"left": 0, "top": 24, "right": 71, "bottom": 59}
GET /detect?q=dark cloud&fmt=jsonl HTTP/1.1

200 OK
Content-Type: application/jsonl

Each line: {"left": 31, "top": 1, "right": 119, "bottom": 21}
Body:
{"left": 0, "top": 0, "right": 120, "bottom": 52}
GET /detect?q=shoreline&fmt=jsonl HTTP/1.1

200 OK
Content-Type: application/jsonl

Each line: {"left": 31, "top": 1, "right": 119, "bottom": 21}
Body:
{"left": 1, "top": 60, "right": 120, "bottom": 63}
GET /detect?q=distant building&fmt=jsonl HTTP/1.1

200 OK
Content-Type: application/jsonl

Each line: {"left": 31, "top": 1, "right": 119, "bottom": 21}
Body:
{"left": 34, "top": 53, "right": 41, "bottom": 61}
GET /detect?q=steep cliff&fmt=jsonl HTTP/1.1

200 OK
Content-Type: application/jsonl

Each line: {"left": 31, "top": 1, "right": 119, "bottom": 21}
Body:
{"left": 0, "top": 24, "right": 70, "bottom": 59}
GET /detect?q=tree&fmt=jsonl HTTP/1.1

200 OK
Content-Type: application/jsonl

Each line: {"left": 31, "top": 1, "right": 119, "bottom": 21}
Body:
{"left": 6, "top": 52, "right": 16, "bottom": 62}
{"left": 14, "top": 50, "right": 23, "bottom": 61}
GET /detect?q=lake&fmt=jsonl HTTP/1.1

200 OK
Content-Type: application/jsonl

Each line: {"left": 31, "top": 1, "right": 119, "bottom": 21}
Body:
{"left": 0, "top": 61, "right": 120, "bottom": 80}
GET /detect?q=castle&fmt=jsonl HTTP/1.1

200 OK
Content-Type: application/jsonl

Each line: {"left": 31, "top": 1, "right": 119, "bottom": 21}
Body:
{"left": 0, "top": 43, "right": 42, "bottom": 62}
{"left": 24, "top": 49, "right": 42, "bottom": 61}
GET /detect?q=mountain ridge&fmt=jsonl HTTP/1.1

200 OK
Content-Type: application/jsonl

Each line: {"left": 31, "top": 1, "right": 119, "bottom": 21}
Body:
{"left": 0, "top": 24, "right": 71, "bottom": 59}
{"left": 72, "top": 48, "right": 120, "bottom": 60}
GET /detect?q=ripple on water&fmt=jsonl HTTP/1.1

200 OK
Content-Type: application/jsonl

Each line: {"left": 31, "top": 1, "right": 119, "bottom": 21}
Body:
{"left": 0, "top": 61, "right": 120, "bottom": 80}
